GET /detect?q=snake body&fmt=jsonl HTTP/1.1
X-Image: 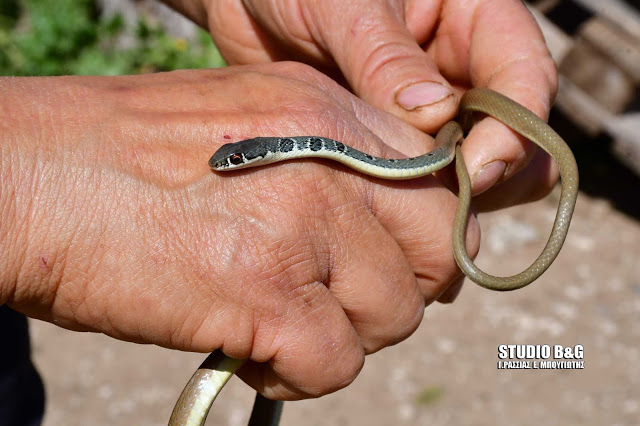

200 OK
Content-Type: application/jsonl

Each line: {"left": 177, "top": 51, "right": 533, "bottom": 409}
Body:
{"left": 169, "top": 88, "right": 579, "bottom": 426}
{"left": 208, "top": 122, "right": 462, "bottom": 179}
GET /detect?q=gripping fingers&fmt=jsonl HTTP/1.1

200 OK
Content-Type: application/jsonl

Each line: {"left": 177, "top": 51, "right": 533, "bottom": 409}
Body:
{"left": 367, "top": 175, "right": 481, "bottom": 304}
{"left": 326, "top": 205, "right": 426, "bottom": 354}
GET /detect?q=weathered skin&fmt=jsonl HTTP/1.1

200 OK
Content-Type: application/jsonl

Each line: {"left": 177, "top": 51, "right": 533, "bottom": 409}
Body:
{"left": 170, "top": 88, "right": 579, "bottom": 425}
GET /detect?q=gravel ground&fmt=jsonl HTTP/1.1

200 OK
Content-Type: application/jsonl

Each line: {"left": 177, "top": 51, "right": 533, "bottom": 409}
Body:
{"left": 30, "top": 138, "right": 640, "bottom": 425}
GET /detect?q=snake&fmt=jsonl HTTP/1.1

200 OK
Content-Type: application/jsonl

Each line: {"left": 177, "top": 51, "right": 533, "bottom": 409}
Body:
{"left": 168, "top": 88, "right": 579, "bottom": 426}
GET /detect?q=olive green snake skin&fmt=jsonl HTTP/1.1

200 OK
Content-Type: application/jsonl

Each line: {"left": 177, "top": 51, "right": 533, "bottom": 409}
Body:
{"left": 169, "top": 88, "right": 579, "bottom": 425}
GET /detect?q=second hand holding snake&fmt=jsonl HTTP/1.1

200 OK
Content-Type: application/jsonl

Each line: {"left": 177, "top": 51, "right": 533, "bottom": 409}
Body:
{"left": 169, "top": 88, "right": 579, "bottom": 425}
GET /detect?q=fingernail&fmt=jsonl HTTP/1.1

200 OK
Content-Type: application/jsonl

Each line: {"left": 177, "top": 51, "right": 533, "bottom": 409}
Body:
{"left": 473, "top": 161, "right": 506, "bottom": 194}
{"left": 396, "top": 82, "right": 453, "bottom": 110}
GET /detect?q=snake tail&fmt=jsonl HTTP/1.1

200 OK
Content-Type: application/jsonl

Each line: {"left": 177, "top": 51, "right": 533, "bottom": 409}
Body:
{"left": 169, "top": 350, "right": 245, "bottom": 426}
{"left": 452, "top": 88, "right": 579, "bottom": 290}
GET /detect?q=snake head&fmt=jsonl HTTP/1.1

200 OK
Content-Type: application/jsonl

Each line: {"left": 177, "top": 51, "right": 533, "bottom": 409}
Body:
{"left": 209, "top": 138, "right": 273, "bottom": 171}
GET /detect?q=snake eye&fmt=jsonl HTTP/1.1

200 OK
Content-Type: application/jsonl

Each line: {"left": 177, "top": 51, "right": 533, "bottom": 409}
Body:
{"left": 229, "top": 154, "right": 244, "bottom": 165}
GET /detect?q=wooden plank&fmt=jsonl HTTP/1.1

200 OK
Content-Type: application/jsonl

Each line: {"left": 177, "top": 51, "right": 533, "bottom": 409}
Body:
{"left": 573, "top": 0, "right": 640, "bottom": 40}
{"left": 579, "top": 18, "right": 640, "bottom": 83}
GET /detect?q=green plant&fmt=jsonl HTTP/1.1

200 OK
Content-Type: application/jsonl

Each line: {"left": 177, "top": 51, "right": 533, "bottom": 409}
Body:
{"left": 0, "top": 0, "right": 226, "bottom": 76}
{"left": 415, "top": 385, "right": 444, "bottom": 406}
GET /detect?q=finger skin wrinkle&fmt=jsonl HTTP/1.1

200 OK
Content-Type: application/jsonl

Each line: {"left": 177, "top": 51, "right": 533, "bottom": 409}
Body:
{"left": 359, "top": 40, "right": 425, "bottom": 91}
{"left": 483, "top": 53, "right": 558, "bottom": 115}
{"left": 345, "top": 11, "right": 414, "bottom": 74}
{"left": 269, "top": 0, "right": 321, "bottom": 56}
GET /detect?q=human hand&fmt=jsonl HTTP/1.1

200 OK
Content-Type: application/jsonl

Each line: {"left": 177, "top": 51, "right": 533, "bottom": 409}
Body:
{"left": 0, "top": 63, "right": 479, "bottom": 399}
{"left": 175, "top": 0, "right": 559, "bottom": 211}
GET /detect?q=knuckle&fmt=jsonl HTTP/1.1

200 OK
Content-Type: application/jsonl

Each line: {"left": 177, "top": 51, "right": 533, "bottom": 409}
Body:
{"left": 273, "top": 60, "right": 337, "bottom": 89}
{"left": 393, "top": 283, "right": 425, "bottom": 338}
{"left": 360, "top": 258, "right": 424, "bottom": 352}
{"left": 320, "top": 352, "right": 364, "bottom": 395}
{"left": 303, "top": 338, "right": 365, "bottom": 397}
{"left": 274, "top": 285, "right": 365, "bottom": 397}
{"left": 343, "top": 12, "right": 415, "bottom": 85}
{"left": 363, "top": 284, "right": 424, "bottom": 353}
{"left": 359, "top": 39, "right": 416, "bottom": 87}
{"left": 271, "top": 60, "right": 316, "bottom": 76}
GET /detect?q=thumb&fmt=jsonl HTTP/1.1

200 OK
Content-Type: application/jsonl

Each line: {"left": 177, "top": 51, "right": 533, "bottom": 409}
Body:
{"left": 314, "top": 1, "right": 457, "bottom": 134}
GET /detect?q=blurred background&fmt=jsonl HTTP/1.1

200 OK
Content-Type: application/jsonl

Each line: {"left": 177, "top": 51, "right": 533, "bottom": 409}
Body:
{"left": 2, "top": 0, "right": 639, "bottom": 424}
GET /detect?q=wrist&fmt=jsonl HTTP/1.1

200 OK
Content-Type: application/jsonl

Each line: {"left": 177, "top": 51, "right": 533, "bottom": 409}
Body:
{"left": 0, "top": 124, "right": 20, "bottom": 306}
{"left": 1, "top": 78, "right": 33, "bottom": 305}
{"left": 0, "top": 77, "right": 86, "bottom": 308}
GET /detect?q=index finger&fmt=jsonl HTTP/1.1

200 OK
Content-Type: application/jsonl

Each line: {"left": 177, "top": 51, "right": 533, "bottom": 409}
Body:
{"left": 425, "top": 0, "right": 558, "bottom": 195}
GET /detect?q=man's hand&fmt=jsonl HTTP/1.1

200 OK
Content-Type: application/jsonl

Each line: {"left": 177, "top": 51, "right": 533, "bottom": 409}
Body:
{"left": 172, "top": 0, "right": 559, "bottom": 211}
{"left": 0, "top": 64, "right": 479, "bottom": 400}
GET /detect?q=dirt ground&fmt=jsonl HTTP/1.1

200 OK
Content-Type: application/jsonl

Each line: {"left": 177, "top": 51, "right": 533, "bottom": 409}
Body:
{"left": 29, "top": 135, "right": 640, "bottom": 425}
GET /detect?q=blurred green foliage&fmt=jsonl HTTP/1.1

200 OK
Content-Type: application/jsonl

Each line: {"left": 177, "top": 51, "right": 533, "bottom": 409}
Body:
{"left": 0, "top": 0, "right": 226, "bottom": 76}
{"left": 415, "top": 385, "right": 444, "bottom": 406}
